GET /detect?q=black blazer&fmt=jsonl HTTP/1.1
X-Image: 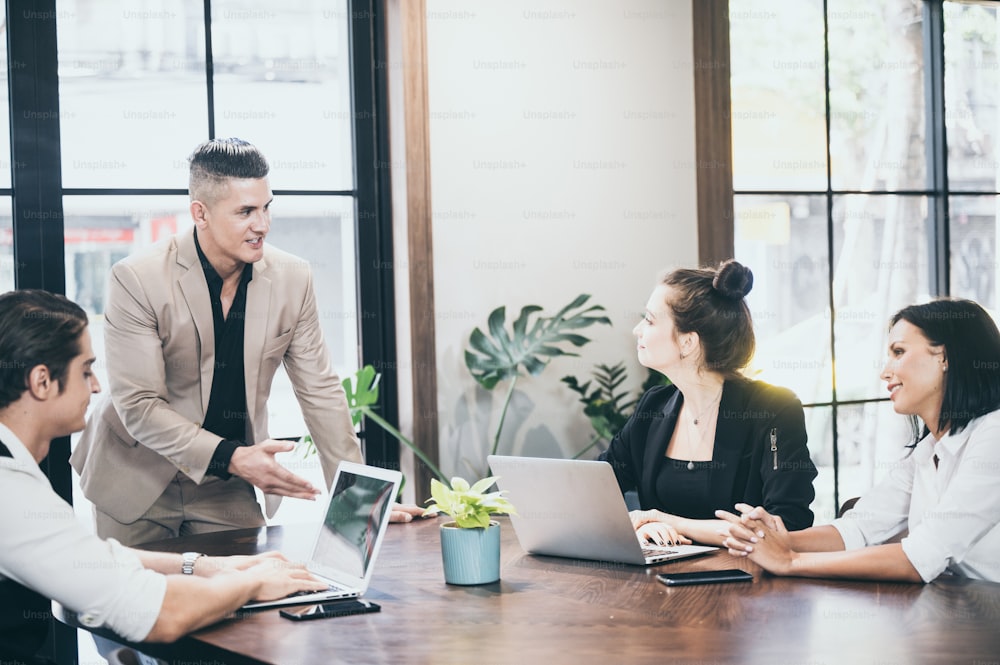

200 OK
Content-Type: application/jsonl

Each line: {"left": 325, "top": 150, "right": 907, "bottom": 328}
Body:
{"left": 600, "top": 378, "right": 817, "bottom": 530}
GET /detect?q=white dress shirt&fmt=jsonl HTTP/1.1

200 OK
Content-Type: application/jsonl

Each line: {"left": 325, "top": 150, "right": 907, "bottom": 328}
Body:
{"left": 832, "top": 409, "right": 1000, "bottom": 582}
{"left": 0, "top": 424, "right": 166, "bottom": 642}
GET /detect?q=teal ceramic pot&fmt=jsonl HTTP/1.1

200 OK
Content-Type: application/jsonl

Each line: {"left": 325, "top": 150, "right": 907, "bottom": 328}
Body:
{"left": 439, "top": 520, "right": 501, "bottom": 585}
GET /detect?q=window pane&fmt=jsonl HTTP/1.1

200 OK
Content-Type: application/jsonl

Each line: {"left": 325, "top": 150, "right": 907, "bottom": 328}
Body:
{"left": 951, "top": 194, "right": 999, "bottom": 310}
{"left": 729, "top": 0, "right": 827, "bottom": 191}
{"left": 211, "top": 0, "right": 353, "bottom": 191}
{"left": 735, "top": 194, "right": 832, "bottom": 404}
{"left": 837, "top": 401, "right": 912, "bottom": 513}
{"left": 831, "top": 195, "right": 931, "bottom": 401}
{"left": 265, "top": 196, "right": 358, "bottom": 372}
{"left": 57, "top": 0, "right": 207, "bottom": 188}
{"left": 0, "top": 2, "right": 9, "bottom": 189}
{"left": 944, "top": 2, "right": 999, "bottom": 192}
{"left": 0, "top": 199, "right": 13, "bottom": 290}
{"left": 828, "top": 0, "right": 926, "bottom": 191}
{"left": 804, "top": 405, "right": 835, "bottom": 525}
{"left": 63, "top": 195, "right": 193, "bottom": 389}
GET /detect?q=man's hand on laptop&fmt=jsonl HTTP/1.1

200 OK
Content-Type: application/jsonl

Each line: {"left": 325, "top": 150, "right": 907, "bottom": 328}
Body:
{"left": 229, "top": 440, "right": 321, "bottom": 499}
{"left": 389, "top": 502, "right": 427, "bottom": 523}
{"left": 191, "top": 551, "right": 299, "bottom": 577}
{"left": 630, "top": 509, "right": 692, "bottom": 547}
{"left": 241, "top": 557, "right": 330, "bottom": 602}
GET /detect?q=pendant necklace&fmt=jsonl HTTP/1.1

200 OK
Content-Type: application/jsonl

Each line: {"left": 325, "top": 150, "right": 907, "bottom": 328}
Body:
{"left": 684, "top": 388, "right": 723, "bottom": 471}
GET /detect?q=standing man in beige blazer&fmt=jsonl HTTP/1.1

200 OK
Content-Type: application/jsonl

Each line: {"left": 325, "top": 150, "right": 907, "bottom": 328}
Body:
{"left": 72, "top": 138, "right": 418, "bottom": 545}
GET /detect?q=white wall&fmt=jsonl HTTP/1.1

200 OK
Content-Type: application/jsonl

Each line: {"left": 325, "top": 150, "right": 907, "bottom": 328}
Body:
{"left": 421, "top": 0, "right": 699, "bottom": 480}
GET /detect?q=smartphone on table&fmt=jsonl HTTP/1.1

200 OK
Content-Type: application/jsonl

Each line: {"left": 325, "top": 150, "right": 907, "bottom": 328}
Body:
{"left": 280, "top": 599, "right": 381, "bottom": 621}
{"left": 656, "top": 569, "right": 753, "bottom": 586}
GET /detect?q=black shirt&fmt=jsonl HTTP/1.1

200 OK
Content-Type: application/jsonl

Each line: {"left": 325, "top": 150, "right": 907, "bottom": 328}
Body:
{"left": 655, "top": 458, "right": 716, "bottom": 520}
{"left": 194, "top": 230, "right": 254, "bottom": 479}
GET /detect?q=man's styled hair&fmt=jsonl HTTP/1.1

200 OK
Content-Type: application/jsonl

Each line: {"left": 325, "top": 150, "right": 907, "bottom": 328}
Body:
{"left": 0, "top": 289, "right": 89, "bottom": 409}
{"left": 188, "top": 137, "right": 270, "bottom": 205}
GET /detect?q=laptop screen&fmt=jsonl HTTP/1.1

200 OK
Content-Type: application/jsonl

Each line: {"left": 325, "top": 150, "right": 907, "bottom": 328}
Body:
{"left": 312, "top": 469, "right": 396, "bottom": 580}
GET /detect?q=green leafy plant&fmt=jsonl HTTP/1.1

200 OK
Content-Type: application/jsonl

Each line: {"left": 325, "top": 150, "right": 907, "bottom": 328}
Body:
{"left": 562, "top": 362, "right": 671, "bottom": 457}
{"left": 464, "top": 294, "right": 611, "bottom": 458}
{"left": 301, "top": 364, "right": 447, "bottom": 484}
{"left": 561, "top": 362, "right": 636, "bottom": 457}
{"left": 422, "top": 476, "right": 517, "bottom": 528}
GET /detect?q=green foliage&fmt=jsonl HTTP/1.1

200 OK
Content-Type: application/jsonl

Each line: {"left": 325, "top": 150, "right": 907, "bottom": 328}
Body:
{"left": 302, "top": 364, "right": 447, "bottom": 485}
{"left": 562, "top": 362, "right": 670, "bottom": 457}
{"left": 464, "top": 294, "right": 612, "bottom": 457}
{"left": 465, "top": 294, "right": 611, "bottom": 390}
{"left": 561, "top": 362, "right": 636, "bottom": 445}
{"left": 343, "top": 364, "right": 380, "bottom": 428}
{"left": 422, "top": 476, "right": 517, "bottom": 529}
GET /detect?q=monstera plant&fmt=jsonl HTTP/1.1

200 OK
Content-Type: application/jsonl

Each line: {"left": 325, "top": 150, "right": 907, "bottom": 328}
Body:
{"left": 464, "top": 294, "right": 611, "bottom": 459}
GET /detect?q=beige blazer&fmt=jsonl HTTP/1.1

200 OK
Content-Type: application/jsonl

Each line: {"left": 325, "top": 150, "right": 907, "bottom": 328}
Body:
{"left": 71, "top": 231, "right": 363, "bottom": 523}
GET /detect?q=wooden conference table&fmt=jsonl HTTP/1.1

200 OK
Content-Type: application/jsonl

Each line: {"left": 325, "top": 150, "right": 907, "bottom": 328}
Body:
{"left": 61, "top": 516, "right": 1000, "bottom": 665}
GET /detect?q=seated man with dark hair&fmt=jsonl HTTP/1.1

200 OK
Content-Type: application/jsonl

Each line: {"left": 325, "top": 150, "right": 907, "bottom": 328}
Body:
{"left": 0, "top": 289, "right": 327, "bottom": 664}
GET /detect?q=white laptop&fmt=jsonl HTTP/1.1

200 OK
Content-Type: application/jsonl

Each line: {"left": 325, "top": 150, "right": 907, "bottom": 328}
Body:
{"left": 243, "top": 461, "right": 401, "bottom": 609}
{"left": 487, "top": 455, "right": 717, "bottom": 566}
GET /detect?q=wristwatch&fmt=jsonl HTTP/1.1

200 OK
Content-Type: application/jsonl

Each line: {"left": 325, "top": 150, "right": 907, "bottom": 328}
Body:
{"left": 181, "top": 552, "right": 205, "bottom": 575}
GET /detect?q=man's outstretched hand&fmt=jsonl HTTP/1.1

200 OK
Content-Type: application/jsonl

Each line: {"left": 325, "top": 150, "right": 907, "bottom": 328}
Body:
{"left": 229, "top": 440, "right": 320, "bottom": 499}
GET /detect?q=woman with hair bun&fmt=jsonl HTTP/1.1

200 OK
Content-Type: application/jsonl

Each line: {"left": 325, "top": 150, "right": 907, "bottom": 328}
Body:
{"left": 600, "top": 260, "right": 818, "bottom": 547}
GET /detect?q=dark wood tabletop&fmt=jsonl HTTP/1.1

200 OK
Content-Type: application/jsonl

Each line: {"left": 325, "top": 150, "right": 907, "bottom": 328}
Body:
{"left": 62, "top": 516, "right": 1000, "bottom": 665}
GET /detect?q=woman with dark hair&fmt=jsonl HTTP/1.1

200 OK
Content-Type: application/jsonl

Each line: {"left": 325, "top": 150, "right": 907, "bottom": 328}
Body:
{"left": 601, "top": 260, "right": 817, "bottom": 547}
{"left": 719, "top": 298, "right": 1000, "bottom": 582}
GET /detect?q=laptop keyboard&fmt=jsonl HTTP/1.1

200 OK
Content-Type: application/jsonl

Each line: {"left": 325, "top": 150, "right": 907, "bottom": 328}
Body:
{"left": 642, "top": 546, "right": 679, "bottom": 557}
{"left": 288, "top": 582, "right": 353, "bottom": 599}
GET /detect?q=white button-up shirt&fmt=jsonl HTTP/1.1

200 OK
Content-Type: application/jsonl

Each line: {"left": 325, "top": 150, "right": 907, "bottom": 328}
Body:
{"left": 0, "top": 424, "right": 166, "bottom": 642}
{"left": 832, "top": 410, "right": 1000, "bottom": 582}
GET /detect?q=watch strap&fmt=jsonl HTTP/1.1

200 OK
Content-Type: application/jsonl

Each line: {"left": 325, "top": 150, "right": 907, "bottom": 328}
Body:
{"left": 181, "top": 551, "right": 204, "bottom": 575}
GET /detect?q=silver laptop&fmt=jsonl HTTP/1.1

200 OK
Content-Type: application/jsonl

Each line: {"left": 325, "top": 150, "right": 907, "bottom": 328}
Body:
{"left": 487, "top": 455, "right": 716, "bottom": 566}
{"left": 243, "top": 461, "right": 401, "bottom": 609}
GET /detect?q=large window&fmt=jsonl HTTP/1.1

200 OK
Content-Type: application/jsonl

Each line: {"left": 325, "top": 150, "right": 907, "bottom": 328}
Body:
{"left": 730, "top": 0, "right": 999, "bottom": 522}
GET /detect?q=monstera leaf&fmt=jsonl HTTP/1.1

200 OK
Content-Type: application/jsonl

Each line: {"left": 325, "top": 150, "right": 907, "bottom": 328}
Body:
{"left": 342, "top": 363, "right": 380, "bottom": 428}
{"left": 464, "top": 294, "right": 611, "bottom": 390}
{"left": 464, "top": 294, "right": 611, "bottom": 459}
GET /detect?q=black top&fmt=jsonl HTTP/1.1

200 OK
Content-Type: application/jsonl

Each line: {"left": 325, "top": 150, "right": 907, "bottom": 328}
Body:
{"left": 600, "top": 378, "right": 818, "bottom": 531}
{"left": 655, "top": 458, "right": 715, "bottom": 519}
{"left": 194, "top": 230, "right": 254, "bottom": 479}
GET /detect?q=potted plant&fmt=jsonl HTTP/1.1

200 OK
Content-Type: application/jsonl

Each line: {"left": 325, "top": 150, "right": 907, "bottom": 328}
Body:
{"left": 422, "top": 476, "right": 517, "bottom": 585}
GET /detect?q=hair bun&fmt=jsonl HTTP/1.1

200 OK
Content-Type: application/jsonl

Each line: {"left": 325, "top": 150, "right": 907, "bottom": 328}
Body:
{"left": 712, "top": 260, "right": 753, "bottom": 300}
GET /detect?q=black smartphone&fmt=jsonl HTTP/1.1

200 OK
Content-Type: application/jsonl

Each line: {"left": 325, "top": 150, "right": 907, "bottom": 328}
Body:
{"left": 279, "top": 599, "right": 381, "bottom": 621}
{"left": 656, "top": 569, "right": 753, "bottom": 586}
